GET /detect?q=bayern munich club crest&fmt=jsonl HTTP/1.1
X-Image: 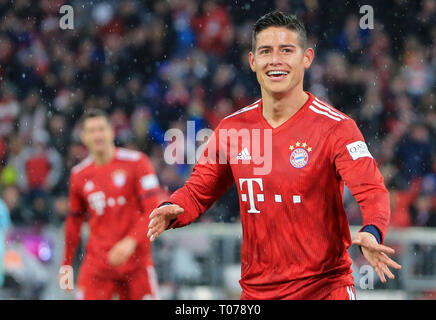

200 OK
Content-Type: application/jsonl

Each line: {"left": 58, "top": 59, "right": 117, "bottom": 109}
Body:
{"left": 289, "top": 142, "right": 312, "bottom": 168}
{"left": 112, "top": 170, "right": 127, "bottom": 187}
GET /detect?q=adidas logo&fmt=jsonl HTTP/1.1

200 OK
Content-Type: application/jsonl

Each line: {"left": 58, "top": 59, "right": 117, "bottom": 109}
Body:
{"left": 237, "top": 147, "right": 252, "bottom": 160}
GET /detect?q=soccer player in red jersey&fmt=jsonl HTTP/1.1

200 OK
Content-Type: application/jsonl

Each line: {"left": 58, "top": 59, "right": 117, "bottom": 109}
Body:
{"left": 61, "top": 109, "right": 162, "bottom": 300}
{"left": 147, "top": 11, "right": 401, "bottom": 299}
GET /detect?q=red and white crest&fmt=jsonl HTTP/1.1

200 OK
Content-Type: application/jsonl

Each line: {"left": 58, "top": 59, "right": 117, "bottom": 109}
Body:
{"left": 112, "top": 170, "right": 127, "bottom": 187}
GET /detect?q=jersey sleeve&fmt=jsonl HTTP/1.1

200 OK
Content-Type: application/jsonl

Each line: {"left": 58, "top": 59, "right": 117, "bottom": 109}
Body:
{"left": 330, "top": 118, "right": 390, "bottom": 243}
{"left": 62, "top": 173, "right": 86, "bottom": 266}
{"left": 127, "top": 154, "right": 164, "bottom": 243}
{"left": 168, "top": 124, "right": 235, "bottom": 228}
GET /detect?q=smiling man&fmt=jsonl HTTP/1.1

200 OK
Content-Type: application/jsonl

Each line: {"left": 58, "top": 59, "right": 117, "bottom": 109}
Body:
{"left": 147, "top": 11, "right": 401, "bottom": 300}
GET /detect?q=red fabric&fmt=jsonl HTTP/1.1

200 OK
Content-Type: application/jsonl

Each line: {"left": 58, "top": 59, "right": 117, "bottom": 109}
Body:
{"left": 390, "top": 178, "right": 423, "bottom": 228}
{"left": 63, "top": 148, "right": 163, "bottom": 276}
{"left": 241, "top": 283, "right": 356, "bottom": 300}
{"left": 77, "top": 260, "right": 156, "bottom": 300}
{"left": 97, "top": 17, "right": 125, "bottom": 38}
{"left": 191, "top": 5, "right": 231, "bottom": 56}
{"left": 168, "top": 92, "right": 390, "bottom": 299}
{"left": 390, "top": 191, "right": 413, "bottom": 227}
{"left": 0, "top": 138, "right": 6, "bottom": 161}
{"left": 26, "top": 155, "right": 50, "bottom": 188}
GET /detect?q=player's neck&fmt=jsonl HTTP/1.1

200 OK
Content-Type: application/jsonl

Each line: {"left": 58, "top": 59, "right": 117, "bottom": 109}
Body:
{"left": 92, "top": 145, "right": 116, "bottom": 165}
{"left": 261, "top": 87, "right": 308, "bottom": 128}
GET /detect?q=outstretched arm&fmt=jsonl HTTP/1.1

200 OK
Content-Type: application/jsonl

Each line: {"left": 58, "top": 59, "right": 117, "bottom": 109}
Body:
{"left": 148, "top": 126, "right": 234, "bottom": 242}
{"left": 331, "top": 118, "right": 401, "bottom": 282}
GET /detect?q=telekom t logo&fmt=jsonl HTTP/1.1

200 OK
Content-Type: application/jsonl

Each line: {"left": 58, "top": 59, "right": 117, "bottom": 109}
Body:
{"left": 239, "top": 178, "right": 264, "bottom": 213}
{"left": 239, "top": 178, "right": 300, "bottom": 213}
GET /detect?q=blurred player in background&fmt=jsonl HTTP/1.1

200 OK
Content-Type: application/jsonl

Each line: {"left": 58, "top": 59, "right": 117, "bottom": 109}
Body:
{"left": 148, "top": 11, "right": 401, "bottom": 300}
{"left": 61, "top": 109, "right": 162, "bottom": 300}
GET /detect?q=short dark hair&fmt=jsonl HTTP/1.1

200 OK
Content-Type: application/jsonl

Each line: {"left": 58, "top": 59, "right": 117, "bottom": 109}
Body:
{"left": 80, "top": 108, "right": 110, "bottom": 125}
{"left": 252, "top": 11, "right": 308, "bottom": 52}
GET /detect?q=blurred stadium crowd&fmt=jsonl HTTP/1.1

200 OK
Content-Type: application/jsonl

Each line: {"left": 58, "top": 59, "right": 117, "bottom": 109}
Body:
{"left": 0, "top": 0, "right": 435, "bottom": 297}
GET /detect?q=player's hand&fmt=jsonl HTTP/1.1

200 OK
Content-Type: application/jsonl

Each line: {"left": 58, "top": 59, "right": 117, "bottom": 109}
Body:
{"left": 107, "top": 236, "right": 137, "bottom": 267}
{"left": 352, "top": 232, "right": 402, "bottom": 283}
{"left": 147, "top": 204, "right": 184, "bottom": 242}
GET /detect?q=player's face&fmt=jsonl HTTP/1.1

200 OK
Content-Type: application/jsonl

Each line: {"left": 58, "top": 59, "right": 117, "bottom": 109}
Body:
{"left": 81, "top": 116, "right": 114, "bottom": 154}
{"left": 249, "top": 27, "right": 314, "bottom": 97}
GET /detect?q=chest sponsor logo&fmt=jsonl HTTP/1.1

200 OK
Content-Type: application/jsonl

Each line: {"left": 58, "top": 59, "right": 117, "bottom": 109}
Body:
{"left": 236, "top": 147, "right": 252, "bottom": 161}
{"left": 346, "top": 141, "right": 373, "bottom": 160}
{"left": 239, "top": 178, "right": 263, "bottom": 213}
{"left": 112, "top": 170, "right": 127, "bottom": 187}
{"left": 289, "top": 141, "right": 312, "bottom": 169}
{"left": 88, "top": 191, "right": 106, "bottom": 216}
{"left": 238, "top": 177, "right": 303, "bottom": 214}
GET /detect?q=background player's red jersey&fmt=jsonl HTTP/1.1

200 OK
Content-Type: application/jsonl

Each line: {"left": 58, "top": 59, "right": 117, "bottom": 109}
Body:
{"left": 167, "top": 92, "right": 390, "bottom": 299}
{"left": 63, "top": 148, "right": 162, "bottom": 278}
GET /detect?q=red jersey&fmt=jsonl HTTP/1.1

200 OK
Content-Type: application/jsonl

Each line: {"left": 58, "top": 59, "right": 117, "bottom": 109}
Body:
{"left": 168, "top": 92, "right": 390, "bottom": 299}
{"left": 63, "top": 148, "right": 163, "bottom": 278}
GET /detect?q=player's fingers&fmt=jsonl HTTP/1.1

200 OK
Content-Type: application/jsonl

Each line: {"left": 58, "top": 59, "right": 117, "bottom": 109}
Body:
{"left": 379, "top": 263, "right": 395, "bottom": 280}
{"left": 379, "top": 252, "right": 402, "bottom": 270}
{"left": 149, "top": 208, "right": 159, "bottom": 220}
{"left": 148, "top": 217, "right": 158, "bottom": 229}
{"left": 361, "top": 239, "right": 395, "bottom": 255}
{"left": 148, "top": 225, "right": 164, "bottom": 242}
{"left": 147, "top": 226, "right": 157, "bottom": 239}
{"left": 375, "top": 266, "right": 386, "bottom": 283}
{"left": 148, "top": 215, "right": 165, "bottom": 235}
{"left": 373, "top": 243, "right": 395, "bottom": 255}
{"left": 149, "top": 231, "right": 159, "bottom": 242}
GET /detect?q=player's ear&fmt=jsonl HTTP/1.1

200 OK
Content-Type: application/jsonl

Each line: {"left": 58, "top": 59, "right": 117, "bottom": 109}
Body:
{"left": 249, "top": 51, "right": 256, "bottom": 72}
{"left": 303, "top": 48, "right": 314, "bottom": 69}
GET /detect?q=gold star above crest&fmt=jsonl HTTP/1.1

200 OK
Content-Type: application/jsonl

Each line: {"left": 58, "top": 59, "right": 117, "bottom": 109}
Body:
{"left": 289, "top": 145, "right": 294, "bottom": 150}
{"left": 307, "top": 147, "right": 312, "bottom": 152}
{"left": 296, "top": 142, "right": 301, "bottom": 147}
{"left": 302, "top": 142, "right": 307, "bottom": 148}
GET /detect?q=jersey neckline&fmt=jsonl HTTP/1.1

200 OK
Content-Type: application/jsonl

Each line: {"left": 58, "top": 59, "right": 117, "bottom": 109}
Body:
{"left": 90, "top": 147, "right": 118, "bottom": 169}
{"left": 257, "top": 91, "right": 315, "bottom": 135}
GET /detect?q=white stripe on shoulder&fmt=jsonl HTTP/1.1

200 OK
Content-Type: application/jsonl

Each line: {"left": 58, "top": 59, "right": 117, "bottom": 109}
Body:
{"left": 314, "top": 98, "right": 349, "bottom": 119}
{"left": 309, "top": 105, "right": 342, "bottom": 121}
{"left": 224, "top": 100, "right": 261, "bottom": 119}
{"left": 116, "top": 148, "right": 141, "bottom": 161}
{"left": 312, "top": 100, "right": 346, "bottom": 119}
{"left": 72, "top": 156, "right": 93, "bottom": 174}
